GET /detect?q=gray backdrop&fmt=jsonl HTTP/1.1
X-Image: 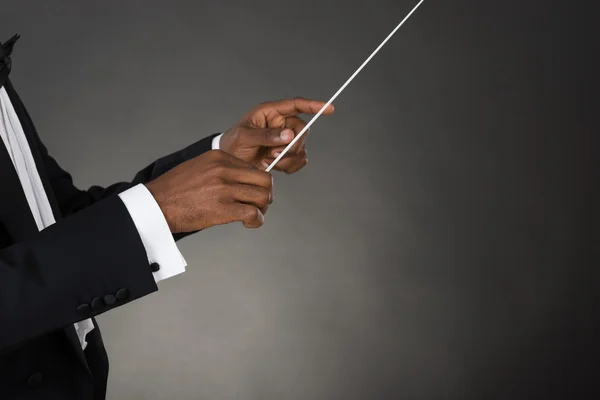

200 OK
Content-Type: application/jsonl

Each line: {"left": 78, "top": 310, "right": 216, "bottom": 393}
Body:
{"left": 2, "top": 0, "right": 594, "bottom": 399}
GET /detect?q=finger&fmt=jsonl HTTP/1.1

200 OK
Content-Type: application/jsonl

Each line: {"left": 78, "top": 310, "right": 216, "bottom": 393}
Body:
{"left": 268, "top": 147, "right": 306, "bottom": 161}
{"left": 262, "top": 154, "right": 307, "bottom": 174}
{"left": 243, "top": 210, "right": 264, "bottom": 228}
{"left": 224, "top": 167, "right": 273, "bottom": 190}
{"left": 269, "top": 142, "right": 306, "bottom": 158}
{"left": 231, "top": 184, "right": 272, "bottom": 210}
{"left": 260, "top": 97, "right": 335, "bottom": 117}
{"left": 268, "top": 146, "right": 284, "bottom": 158}
{"left": 229, "top": 204, "right": 264, "bottom": 229}
{"left": 284, "top": 116, "right": 309, "bottom": 152}
{"left": 238, "top": 126, "right": 296, "bottom": 148}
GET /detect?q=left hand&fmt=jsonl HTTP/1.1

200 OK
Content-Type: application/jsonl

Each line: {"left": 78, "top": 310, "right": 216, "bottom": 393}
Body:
{"left": 219, "top": 97, "right": 335, "bottom": 173}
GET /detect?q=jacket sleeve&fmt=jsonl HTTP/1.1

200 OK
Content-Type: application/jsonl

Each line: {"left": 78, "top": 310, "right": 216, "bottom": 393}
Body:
{"left": 0, "top": 194, "right": 162, "bottom": 353}
{"left": 0, "top": 82, "right": 219, "bottom": 352}
{"left": 38, "top": 131, "right": 217, "bottom": 239}
{"left": 8, "top": 79, "right": 216, "bottom": 241}
{"left": 0, "top": 133, "right": 219, "bottom": 352}
{"left": 40, "top": 136, "right": 215, "bottom": 242}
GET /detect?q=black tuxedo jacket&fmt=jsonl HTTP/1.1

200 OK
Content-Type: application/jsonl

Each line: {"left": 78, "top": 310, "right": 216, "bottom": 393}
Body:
{"left": 0, "top": 77, "right": 217, "bottom": 399}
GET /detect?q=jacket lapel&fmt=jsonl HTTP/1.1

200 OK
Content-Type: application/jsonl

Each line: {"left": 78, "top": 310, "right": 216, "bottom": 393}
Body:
{"left": 0, "top": 91, "right": 39, "bottom": 242}
{"left": 2, "top": 78, "right": 92, "bottom": 376}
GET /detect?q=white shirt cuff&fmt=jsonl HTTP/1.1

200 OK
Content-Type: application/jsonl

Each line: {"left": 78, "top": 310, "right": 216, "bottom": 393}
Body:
{"left": 211, "top": 133, "right": 223, "bottom": 150}
{"left": 118, "top": 184, "right": 187, "bottom": 283}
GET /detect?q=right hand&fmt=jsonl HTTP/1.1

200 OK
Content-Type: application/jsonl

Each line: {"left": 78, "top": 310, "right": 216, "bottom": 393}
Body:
{"left": 145, "top": 150, "right": 274, "bottom": 233}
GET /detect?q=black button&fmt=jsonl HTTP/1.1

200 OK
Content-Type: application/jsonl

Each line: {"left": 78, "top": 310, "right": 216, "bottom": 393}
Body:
{"left": 150, "top": 262, "right": 160, "bottom": 272}
{"left": 76, "top": 304, "right": 91, "bottom": 316}
{"left": 116, "top": 288, "right": 130, "bottom": 300}
{"left": 91, "top": 297, "right": 103, "bottom": 310}
{"left": 27, "top": 372, "right": 43, "bottom": 389}
{"left": 103, "top": 294, "right": 117, "bottom": 305}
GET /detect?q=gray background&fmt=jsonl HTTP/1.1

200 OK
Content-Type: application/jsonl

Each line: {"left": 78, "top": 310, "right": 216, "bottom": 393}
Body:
{"left": 2, "top": 0, "right": 595, "bottom": 399}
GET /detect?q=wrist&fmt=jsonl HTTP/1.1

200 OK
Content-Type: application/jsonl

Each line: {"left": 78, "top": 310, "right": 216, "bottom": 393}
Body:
{"left": 144, "top": 182, "right": 176, "bottom": 233}
{"left": 218, "top": 130, "right": 235, "bottom": 155}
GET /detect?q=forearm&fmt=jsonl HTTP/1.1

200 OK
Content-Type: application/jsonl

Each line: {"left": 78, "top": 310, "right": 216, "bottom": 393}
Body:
{"left": 55, "top": 133, "right": 221, "bottom": 216}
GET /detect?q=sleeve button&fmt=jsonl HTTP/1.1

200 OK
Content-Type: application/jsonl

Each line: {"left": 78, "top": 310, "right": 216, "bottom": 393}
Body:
{"left": 27, "top": 372, "right": 43, "bottom": 389}
{"left": 76, "top": 304, "right": 91, "bottom": 316}
{"left": 150, "top": 262, "right": 160, "bottom": 272}
{"left": 116, "top": 288, "right": 130, "bottom": 300}
{"left": 91, "top": 297, "right": 103, "bottom": 310}
{"left": 103, "top": 294, "right": 117, "bottom": 305}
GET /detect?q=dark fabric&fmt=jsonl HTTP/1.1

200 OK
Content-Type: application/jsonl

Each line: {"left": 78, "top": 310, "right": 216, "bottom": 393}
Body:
{"left": 0, "top": 36, "right": 218, "bottom": 399}
{"left": 83, "top": 323, "right": 109, "bottom": 400}
{"left": 0, "top": 34, "right": 19, "bottom": 89}
{"left": 0, "top": 330, "right": 94, "bottom": 399}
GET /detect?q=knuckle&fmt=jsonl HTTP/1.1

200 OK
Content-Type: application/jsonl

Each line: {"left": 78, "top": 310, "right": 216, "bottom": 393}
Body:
{"left": 262, "top": 130, "right": 272, "bottom": 142}
{"left": 210, "top": 164, "right": 227, "bottom": 177}
{"left": 210, "top": 160, "right": 230, "bottom": 175}
{"left": 245, "top": 206, "right": 259, "bottom": 221}
{"left": 214, "top": 182, "right": 231, "bottom": 195}
{"left": 258, "top": 189, "right": 270, "bottom": 206}
{"left": 259, "top": 171, "right": 273, "bottom": 187}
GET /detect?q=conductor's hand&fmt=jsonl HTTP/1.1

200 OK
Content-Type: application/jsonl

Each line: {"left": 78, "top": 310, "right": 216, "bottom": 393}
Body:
{"left": 219, "top": 97, "right": 334, "bottom": 173}
{"left": 145, "top": 150, "right": 273, "bottom": 233}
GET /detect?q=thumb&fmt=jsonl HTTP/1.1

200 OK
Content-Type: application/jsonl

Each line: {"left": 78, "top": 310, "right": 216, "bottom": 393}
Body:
{"left": 244, "top": 127, "right": 295, "bottom": 147}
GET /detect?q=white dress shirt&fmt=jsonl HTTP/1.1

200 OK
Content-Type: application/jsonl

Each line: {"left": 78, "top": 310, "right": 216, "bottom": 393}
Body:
{"left": 0, "top": 86, "right": 223, "bottom": 350}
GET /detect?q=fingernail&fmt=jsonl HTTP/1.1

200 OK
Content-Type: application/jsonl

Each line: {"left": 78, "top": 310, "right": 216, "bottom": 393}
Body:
{"left": 273, "top": 152, "right": 281, "bottom": 157}
{"left": 279, "top": 129, "right": 293, "bottom": 141}
{"left": 262, "top": 160, "right": 270, "bottom": 169}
